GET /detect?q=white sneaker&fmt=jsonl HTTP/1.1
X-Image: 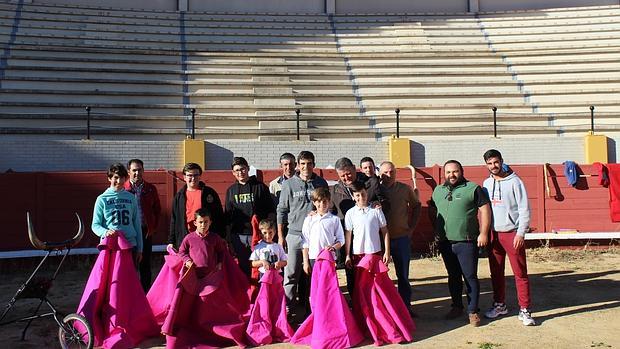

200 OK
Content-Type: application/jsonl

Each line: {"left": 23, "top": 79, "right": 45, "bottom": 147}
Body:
{"left": 518, "top": 309, "right": 536, "bottom": 326}
{"left": 485, "top": 302, "right": 508, "bottom": 319}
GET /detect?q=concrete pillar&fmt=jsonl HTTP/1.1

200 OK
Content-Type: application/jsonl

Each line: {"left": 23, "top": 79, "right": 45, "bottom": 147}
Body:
{"left": 326, "top": 0, "right": 335, "bottom": 14}
{"left": 183, "top": 139, "right": 205, "bottom": 169}
{"left": 178, "top": 0, "right": 188, "bottom": 12}
{"left": 468, "top": 0, "right": 479, "bottom": 12}
{"left": 584, "top": 131, "right": 608, "bottom": 164}
{"left": 388, "top": 135, "right": 411, "bottom": 167}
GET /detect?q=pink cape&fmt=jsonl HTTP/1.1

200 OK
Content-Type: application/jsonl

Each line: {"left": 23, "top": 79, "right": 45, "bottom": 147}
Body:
{"left": 149, "top": 247, "right": 251, "bottom": 348}
{"left": 76, "top": 234, "right": 159, "bottom": 349}
{"left": 291, "top": 249, "right": 365, "bottom": 349}
{"left": 245, "top": 269, "right": 294, "bottom": 345}
{"left": 146, "top": 245, "right": 184, "bottom": 325}
{"left": 353, "top": 254, "right": 415, "bottom": 345}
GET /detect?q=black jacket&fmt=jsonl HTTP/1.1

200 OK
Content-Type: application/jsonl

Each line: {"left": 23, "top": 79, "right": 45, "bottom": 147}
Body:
{"left": 225, "top": 175, "right": 276, "bottom": 235}
{"left": 168, "top": 182, "right": 224, "bottom": 247}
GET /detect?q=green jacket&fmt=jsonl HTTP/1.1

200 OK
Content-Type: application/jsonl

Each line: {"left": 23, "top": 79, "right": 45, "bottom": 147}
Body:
{"left": 432, "top": 181, "right": 482, "bottom": 241}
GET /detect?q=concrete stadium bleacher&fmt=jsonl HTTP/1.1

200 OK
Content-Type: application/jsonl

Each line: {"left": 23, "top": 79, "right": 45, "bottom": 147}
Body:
{"left": 0, "top": 1, "right": 619, "bottom": 140}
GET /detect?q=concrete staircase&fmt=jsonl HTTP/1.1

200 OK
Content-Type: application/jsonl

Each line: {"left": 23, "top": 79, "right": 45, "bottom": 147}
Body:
{"left": 0, "top": 1, "right": 618, "bottom": 140}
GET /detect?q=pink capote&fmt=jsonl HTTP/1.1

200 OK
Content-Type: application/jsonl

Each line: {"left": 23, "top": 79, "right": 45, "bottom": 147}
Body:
{"left": 291, "top": 249, "right": 364, "bottom": 349}
{"left": 353, "top": 253, "right": 415, "bottom": 346}
{"left": 149, "top": 245, "right": 251, "bottom": 348}
{"left": 245, "top": 269, "right": 294, "bottom": 345}
{"left": 147, "top": 245, "right": 184, "bottom": 325}
{"left": 76, "top": 233, "right": 159, "bottom": 349}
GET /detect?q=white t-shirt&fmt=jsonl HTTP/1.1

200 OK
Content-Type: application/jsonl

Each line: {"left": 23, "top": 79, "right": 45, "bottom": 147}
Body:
{"left": 301, "top": 212, "right": 345, "bottom": 260}
{"left": 344, "top": 205, "right": 387, "bottom": 255}
{"left": 249, "top": 240, "right": 288, "bottom": 274}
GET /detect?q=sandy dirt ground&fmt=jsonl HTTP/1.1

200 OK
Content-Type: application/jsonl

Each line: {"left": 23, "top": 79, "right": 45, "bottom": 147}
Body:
{"left": 1, "top": 247, "right": 618, "bottom": 349}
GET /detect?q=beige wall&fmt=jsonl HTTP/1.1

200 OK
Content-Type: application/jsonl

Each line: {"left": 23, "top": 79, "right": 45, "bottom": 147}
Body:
{"left": 33, "top": 0, "right": 178, "bottom": 11}
{"left": 189, "top": 0, "right": 325, "bottom": 13}
{"left": 32, "top": 0, "right": 619, "bottom": 13}
{"left": 336, "top": 0, "right": 468, "bottom": 14}
{"left": 479, "top": 0, "right": 618, "bottom": 12}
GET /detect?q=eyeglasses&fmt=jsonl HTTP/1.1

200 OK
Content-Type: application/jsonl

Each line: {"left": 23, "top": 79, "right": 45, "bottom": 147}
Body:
{"left": 233, "top": 167, "right": 248, "bottom": 173}
{"left": 185, "top": 173, "right": 200, "bottom": 178}
{"left": 445, "top": 191, "right": 453, "bottom": 201}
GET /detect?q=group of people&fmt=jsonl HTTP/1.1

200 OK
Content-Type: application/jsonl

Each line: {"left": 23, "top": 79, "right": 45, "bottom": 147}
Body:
{"left": 86, "top": 148, "right": 535, "bottom": 347}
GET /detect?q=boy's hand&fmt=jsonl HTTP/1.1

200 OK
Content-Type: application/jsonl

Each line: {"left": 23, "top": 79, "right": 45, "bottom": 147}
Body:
{"left": 216, "top": 262, "right": 222, "bottom": 271}
{"left": 184, "top": 260, "right": 193, "bottom": 269}
{"left": 303, "top": 262, "right": 311, "bottom": 275}
{"left": 383, "top": 252, "right": 391, "bottom": 266}
{"left": 274, "top": 261, "right": 285, "bottom": 270}
{"left": 345, "top": 255, "right": 353, "bottom": 269}
{"left": 105, "top": 229, "right": 116, "bottom": 237}
{"left": 325, "top": 245, "right": 335, "bottom": 252}
{"left": 261, "top": 260, "right": 271, "bottom": 270}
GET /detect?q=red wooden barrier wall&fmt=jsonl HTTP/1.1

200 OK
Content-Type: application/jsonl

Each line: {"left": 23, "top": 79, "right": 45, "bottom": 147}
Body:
{"left": 1, "top": 165, "right": 618, "bottom": 252}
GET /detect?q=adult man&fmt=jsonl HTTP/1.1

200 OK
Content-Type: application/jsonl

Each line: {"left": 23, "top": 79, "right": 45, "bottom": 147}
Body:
{"left": 124, "top": 159, "right": 161, "bottom": 291}
{"left": 277, "top": 151, "right": 328, "bottom": 307}
{"left": 225, "top": 156, "right": 275, "bottom": 277}
{"left": 331, "top": 157, "right": 383, "bottom": 220}
{"left": 168, "top": 163, "right": 224, "bottom": 249}
{"left": 360, "top": 156, "right": 377, "bottom": 178}
{"left": 379, "top": 161, "right": 421, "bottom": 313}
{"left": 269, "top": 152, "right": 296, "bottom": 204}
{"left": 330, "top": 157, "right": 383, "bottom": 295}
{"left": 482, "top": 149, "right": 535, "bottom": 326}
{"left": 431, "top": 160, "right": 491, "bottom": 327}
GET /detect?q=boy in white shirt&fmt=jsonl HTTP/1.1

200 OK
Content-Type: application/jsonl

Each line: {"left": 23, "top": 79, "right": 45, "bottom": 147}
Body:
{"left": 301, "top": 187, "right": 344, "bottom": 275}
{"left": 344, "top": 181, "right": 391, "bottom": 280}
{"left": 250, "top": 219, "right": 287, "bottom": 278}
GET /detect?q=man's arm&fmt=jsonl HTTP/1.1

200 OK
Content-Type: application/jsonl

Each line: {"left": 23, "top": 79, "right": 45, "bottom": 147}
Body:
{"left": 408, "top": 186, "right": 422, "bottom": 232}
{"left": 276, "top": 183, "right": 291, "bottom": 247}
{"left": 168, "top": 195, "right": 178, "bottom": 248}
{"left": 477, "top": 203, "right": 491, "bottom": 248}
{"left": 514, "top": 179, "right": 531, "bottom": 249}
{"left": 380, "top": 225, "right": 390, "bottom": 265}
{"left": 151, "top": 184, "right": 162, "bottom": 236}
{"left": 344, "top": 229, "right": 353, "bottom": 268}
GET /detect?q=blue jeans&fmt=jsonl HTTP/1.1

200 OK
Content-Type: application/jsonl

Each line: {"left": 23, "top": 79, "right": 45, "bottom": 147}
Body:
{"left": 439, "top": 240, "right": 480, "bottom": 314}
{"left": 391, "top": 236, "right": 412, "bottom": 306}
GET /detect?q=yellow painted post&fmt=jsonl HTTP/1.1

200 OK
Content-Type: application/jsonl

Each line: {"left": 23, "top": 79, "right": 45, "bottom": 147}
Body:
{"left": 388, "top": 135, "right": 411, "bottom": 167}
{"left": 584, "top": 131, "right": 608, "bottom": 164}
{"left": 183, "top": 138, "right": 206, "bottom": 169}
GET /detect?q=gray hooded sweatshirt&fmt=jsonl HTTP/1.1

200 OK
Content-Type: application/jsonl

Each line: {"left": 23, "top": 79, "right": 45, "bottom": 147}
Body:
{"left": 482, "top": 172, "right": 530, "bottom": 236}
{"left": 277, "top": 173, "right": 328, "bottom": 235}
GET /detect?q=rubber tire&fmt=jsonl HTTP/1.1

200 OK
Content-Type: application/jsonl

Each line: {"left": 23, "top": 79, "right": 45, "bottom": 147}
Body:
{"left": 58, "top": 313, "right": 93, "bottom": 349}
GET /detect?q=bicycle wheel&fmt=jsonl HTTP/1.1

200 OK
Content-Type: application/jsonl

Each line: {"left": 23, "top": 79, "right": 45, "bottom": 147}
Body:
{"left": 58, "top": 313, "right": 93, "bottom": 349}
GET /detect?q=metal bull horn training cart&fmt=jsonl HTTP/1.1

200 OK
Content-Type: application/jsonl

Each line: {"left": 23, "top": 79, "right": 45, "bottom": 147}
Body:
{"left": 0, "top": 212, "right": 93, "bottom": 349}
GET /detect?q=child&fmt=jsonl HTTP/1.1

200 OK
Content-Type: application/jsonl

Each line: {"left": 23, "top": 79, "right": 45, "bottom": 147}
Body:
{"left": 301, "top": 187, "right": 344, "bottom": 276}
{"left": 162, "top": 208, "right": 250, "bottom": 348}
{"left": 344, "top": 181, "right": 415, "bottom": 345}
{"left": 92, "top": 163, "right": 142, "bottom": 264}
{"left": 178, "top": 208, "right": 227, "bottom": 277}
{"left": 246, "top": 219, "right": 293, "bottom": 346}
{"left": 250, "top": 219, "right": 288, "bottom": 279}
{"left": 344, "top": 181, "right": 390, "bottom": 272}
{"left": 80, "top": 163, "right": 158, "bottom": 348}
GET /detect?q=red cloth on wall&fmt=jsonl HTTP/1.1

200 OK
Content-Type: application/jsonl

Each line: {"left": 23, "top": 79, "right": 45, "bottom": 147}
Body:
{"left": 608, "top": 164, "right": 620, "bottom": 222}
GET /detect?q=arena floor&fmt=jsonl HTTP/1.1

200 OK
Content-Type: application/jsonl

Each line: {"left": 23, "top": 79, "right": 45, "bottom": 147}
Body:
{"left": 1, "top": 248, "right": 618, "bottom": 349}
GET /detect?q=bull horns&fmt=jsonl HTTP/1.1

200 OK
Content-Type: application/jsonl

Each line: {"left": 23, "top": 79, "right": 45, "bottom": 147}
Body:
{"left": 26, "top": 212, "right": 84, "bottom": 251}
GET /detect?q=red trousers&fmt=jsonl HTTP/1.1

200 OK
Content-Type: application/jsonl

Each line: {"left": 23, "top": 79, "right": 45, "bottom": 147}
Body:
{"left": 488, "top": 230, "right": 531, "bottom": 309}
